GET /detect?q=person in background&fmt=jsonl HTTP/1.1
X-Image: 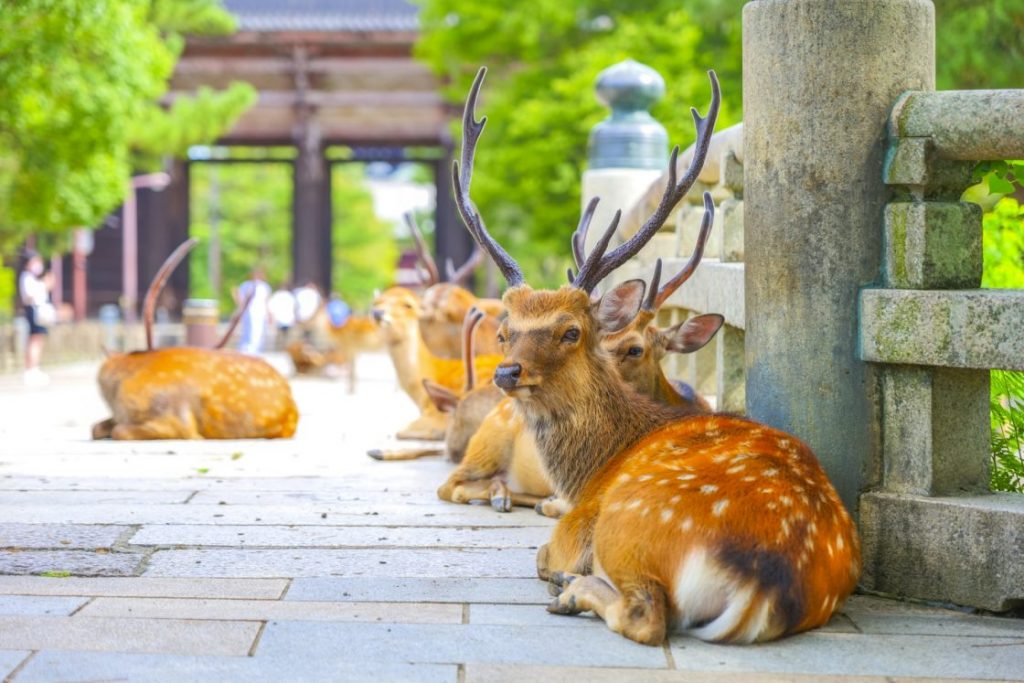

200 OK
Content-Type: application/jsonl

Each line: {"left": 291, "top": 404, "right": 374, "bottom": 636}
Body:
{"left": 267, "top": 281, "right": 296, "bottom": 348}
{"left": 293, "top": 280, "right": 322, "bottom": 340}
{"left": 19, "top": 250, "right": 53, "bottom": 386}
{"left": 326, "top": 292, "right": 351, "bottom": 329}
{"left": 234, "top": 267, "right": 271, "bottom": 354}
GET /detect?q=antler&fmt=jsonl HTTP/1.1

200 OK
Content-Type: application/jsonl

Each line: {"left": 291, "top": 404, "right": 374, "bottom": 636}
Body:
{"left": 646, "top": 194, "right": 715, "bottom": 311}
{"left": 461, "top": 306, "right": 485, "bottom": 391}
{"left": 143, "top": 238, "right": 198, "bottom": 351}
{"left": 445, "top": 245, "right": 484, "bottom": 285}
{"left": 567, "top": 197, "right": 600, "bottom": 282}
{"left": 452, "top": 67, "right": 525, "bottom": 287}
{"left": 404, "top": 212, "right": 439, "bottom": 286}
{"left": 214, "top": 287, "right": 256, "bottom": 350}
{"left": 572, "top": 70, "right": 720, "bottom": 293}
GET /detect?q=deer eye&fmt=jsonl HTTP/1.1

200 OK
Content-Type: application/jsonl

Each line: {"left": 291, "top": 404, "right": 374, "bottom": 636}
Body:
{"left": 497, "top": 332, "right": 507, "bottom": 344}
{"left": 627, "top": 346, "right": 644, "bottom": 357}
{"left": 561, "top": 328, "right": 581, "bottom": 343}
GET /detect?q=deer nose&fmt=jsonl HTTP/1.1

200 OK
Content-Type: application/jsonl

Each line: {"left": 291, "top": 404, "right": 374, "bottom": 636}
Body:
{"left": 493, "top": 363, "right": 522, "bottom": 390}
{"left": 371, "top": 309, "right": 384, "bottom": 323}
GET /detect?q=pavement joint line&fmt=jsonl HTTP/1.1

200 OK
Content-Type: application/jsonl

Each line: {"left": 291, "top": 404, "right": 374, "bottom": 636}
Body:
{"left": 182, "top": 490, "right": 200, "bottom": 504}
{"left": 277, "top": 578, "right": 293, "bottom": 600}
{"left": 112, "top": 525, "right": 142, "bottom": 551}
{"left": 461, "top": 604, "right": 469, "bottom": 625}
{"left": 1, "top": 651, "right": 35, "bottom": 683}
{"left": 67, "top": 596, "right": 93, "bottom": 617}
{"left": 248, "top": 621, "right": 268, "bottom": 657}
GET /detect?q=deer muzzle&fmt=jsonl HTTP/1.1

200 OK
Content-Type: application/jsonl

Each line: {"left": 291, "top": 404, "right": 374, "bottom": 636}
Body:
{"left": 493, "top": 363, "right": 522, "bottom": 391}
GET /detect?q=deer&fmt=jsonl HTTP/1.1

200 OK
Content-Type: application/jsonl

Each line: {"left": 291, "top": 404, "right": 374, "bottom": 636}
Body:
{"left": 449, "top": 66, "right": 860, "bottom": 645}
{"left": 369, "top": 306, "right": 504, "bottom": 462}
{"left": 408, "top": 213, "right": 504, "bottom": 359}
{"left": 288, "top": 313, "right": 383, "bottom": 392}
{"left": 371, "top": 279, "right": 501, "bottom": 441}
{"left": 92, "top": 239, "right": 298, "bottom": 440}
{"left": 437, "top": 215, "right": 723, "bottom": 516}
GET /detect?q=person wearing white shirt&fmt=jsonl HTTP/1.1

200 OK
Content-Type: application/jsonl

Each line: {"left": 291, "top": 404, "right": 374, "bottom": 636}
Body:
{"left": 293, "top": 281, "right": 322, "bottom": 340}
{"left": 235, "top": 268, "right": 272, "bottom": 354}
{"left": 19, "top": 250, "right": 52, "bottom": 386}
{"left": 268, "top": 283, "right": 297, "bottom": 347}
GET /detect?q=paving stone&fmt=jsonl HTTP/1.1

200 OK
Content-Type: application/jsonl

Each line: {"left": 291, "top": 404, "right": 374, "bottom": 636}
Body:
{"left": 129, "top": 524, "right": 547, "bottom": 549}
{"left": 464, "top": 664, "right": 895, "bottom": 683}
{"left": 0, "top": 503, "right": 556, "bottom": 527}
{"left": 669, "top": 631, "right": 1024, "bottom": 680}
{"left": 0, "top": 523, "right": 129, "bottom": 549}
{"left": 0, "top": 550, "right": 143, "bottom": 576}
{"left": 144, "top": 547, "right": 539, "bottom": 579}
{"left": 0, "top": 576, "right": 287, "bottom": 599}
{"left": 0, "top": 615, "right": 260, "bottom": 655}
{"left": 0, "top": 490, "right": 191, "bottom": 505}
{"left": 842, "top": 595, "right": 1024, "bottom": 638}
{"left": 16, "top": 651, "right": 457, "bottom": 683}
{"left": 258, "top": 622, "right": 669, "bottom": 668}
{"left": 188, "top": 488, "right": 444, "bottom": 506}
{"left": 286, "top": 577, "right": 549, "bottom": 604}
{"left": 0, "top": 595, "right": 88, "bottom": 616}
{"left": 0, "top": 650, "right": 29, "bottom": 679}
{"left": 469, "top": 603, "right": 603, "bottom": 628}
{"left": 79, "top": 597, "right": 462, "bottom": 623}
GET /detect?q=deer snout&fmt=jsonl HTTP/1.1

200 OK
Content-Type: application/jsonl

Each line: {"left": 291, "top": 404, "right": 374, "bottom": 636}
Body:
{"left": 371, "top": 308, "right": 386, "bottom": 324}
{"left": 493, "top": 363, "right": 522, "bottom": 390}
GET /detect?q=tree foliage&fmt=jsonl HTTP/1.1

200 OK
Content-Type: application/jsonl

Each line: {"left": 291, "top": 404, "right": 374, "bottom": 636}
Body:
{"left": 0, "top": 0, "right": 254, "bottom": 250}
{"left": 417, "top": 0, "right": 1024, "bottom": 287}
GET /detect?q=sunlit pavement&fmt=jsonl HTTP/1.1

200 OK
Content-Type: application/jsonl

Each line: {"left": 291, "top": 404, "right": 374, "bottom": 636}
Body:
{"left": 0, "top": 355, "right": 1021, "bottom": 682}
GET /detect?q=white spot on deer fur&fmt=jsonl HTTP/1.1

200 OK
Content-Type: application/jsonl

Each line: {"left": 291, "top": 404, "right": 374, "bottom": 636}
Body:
{"left": 730, "top": 454, "right": 751, "bottom": 464}
{"left": 638, "top": 474, "right": 653, "bottom": 482}
{"left": 617, "top": 474, "right": 631, "bottom": 484}
{"left": 712, "top": 453, "right": 729, "bottom": 463}
{"left": 836, "top": 534, "right": 845, "bottom": 551}
{"left": 656, "top": 479, "right": 670, "bottom": 486}
{"left": 781, "top": 519, "right": 791, "bottom": 537}
{"left": 660, "top": 508, "right": 674, "bottom": 523}
{"left": 780, "top": 496, "right": 793, "bottom": 507}
{"left": 711, "top": 499, "right": 730, "bottom": 517}
{"left": 680, "top": 517, "right": 694, "bottom": 532}
{"left": 639, "top": 507, "right": 650, "bottom": 518}
{"left": 763, "top": 468, "right": 778, "bottom": 477}
{"left": 766, "top": 501, "right": 777, "bottom": 510}
{"left": 607, "top": 501, "right": 623, "bottom": 512}
{"left": 804, "top": 536, "right": 815, "bottom": 551}
{"left": 726, "top": 464, "right": 746, "bottom": 474}
{"left": 670, "top": 495, "right": 681, "bottom": 504}
{"left": 700, "top": 484, "right": 718, "bottom": 495}
{"left": 778, "top": 438, "right": 791, "bottom": 449}
{"left": 827, "top": 541, "right": 834, "bottom": 557}
{"left": 626, "top": 500, "right": 642, "bottom": 511}
{"left": 705, "top": 429, "right": 721, "bottom": 438}
{"left": 677, "top": 473, "right": 696, "bottom": 481}
{"left": 742, "top": 475, "right": 756, "bottom": 482}
{"left": 759, "top": 488, "right": 774, "bottom": 495}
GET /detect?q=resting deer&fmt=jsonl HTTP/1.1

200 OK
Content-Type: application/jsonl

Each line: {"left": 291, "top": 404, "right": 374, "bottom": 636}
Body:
{"left": 371, "top": 283, "right": 500, "bottom": 440}
{"left": 451, "top": 67, "right": 860, "bottom": 644}
{"left": 408, "top": 213, "right": 504, "bottom": 359}
{"left": 369, "top": 307, "right": 503, "bottom": 461}
{"left": 438, "top": 222, "right": 722, "bottom": 515}
{"left": 289, "top": 313, "right": 383, "bottom": 392}
{"left": 92, "top": 240, "right": 298, "bottom": 440}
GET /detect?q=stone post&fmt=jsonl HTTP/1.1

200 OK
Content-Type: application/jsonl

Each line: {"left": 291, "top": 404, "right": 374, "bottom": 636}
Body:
{"left": 743, "top": 0, "right": 935, "bottom": 512}
{"left": 581, "top": 60, "right": 668, "bottom": 260}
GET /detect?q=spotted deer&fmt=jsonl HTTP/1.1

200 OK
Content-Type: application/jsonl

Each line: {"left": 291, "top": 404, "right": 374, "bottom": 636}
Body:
{"left": 407, "top": 213, "right": 504, "bottom": 359}
{"left": 92, "top": 240, "right": 298, "bottom": 440}
{"left": 438, "top": 236, "right": 722, "bottom": 516}
{"left": 451, "top": 67, "right": 860, "bottom": 644}
{"left": 369, "top": 307, "right": 503, "bottom": 461}
{"left": 371, "top": 283, "right": 500, "bottom": 441}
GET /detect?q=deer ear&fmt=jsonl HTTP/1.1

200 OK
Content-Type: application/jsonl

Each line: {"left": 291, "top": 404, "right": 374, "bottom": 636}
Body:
{"left": 666, "top": 314, "right": 724, "bottom": 353}
{"left": 593, "top": 279, "right": 646, "bottom": 333}
{"left": 422, "top": 379, "right": 459, "bottom": 413}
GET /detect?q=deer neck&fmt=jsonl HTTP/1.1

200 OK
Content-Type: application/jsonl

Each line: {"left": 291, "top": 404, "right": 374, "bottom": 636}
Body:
{"left": 652, "top": 371, "right": 686, "bottom": 407}
{"left": 384, "top": 326, "right": 429, "bottom": 408}
{"left": 517, "top": 350, "right": 681, "bottom": 503}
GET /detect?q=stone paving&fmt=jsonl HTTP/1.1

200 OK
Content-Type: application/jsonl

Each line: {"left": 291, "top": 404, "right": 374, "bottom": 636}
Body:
{"left": 0, "top": 356, "right": 1022, "bottom": 682}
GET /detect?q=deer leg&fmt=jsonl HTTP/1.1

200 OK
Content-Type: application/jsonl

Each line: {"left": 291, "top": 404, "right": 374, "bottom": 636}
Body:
{"left": 111, "top": 413, "right": 199, "bottom": 440}
{"left": 396, "top": 412, "right": 448, "bottom": 441}
{"left": 535, "top": 495, "right": 572, "bottom": 518}
{"left": 548, "top": 577, "right": 667, "bottom": 646}
{"left": 536, "top": 500, "right": 599, "bottom": 580}
{"left": 439, "top": 477, "right": 492, "bottom": 505}
{"left": 367, "top": 446, "right": 444, "bottom": 461}
{"left": 91, "top": 418, "right": 116, "bottom": 440}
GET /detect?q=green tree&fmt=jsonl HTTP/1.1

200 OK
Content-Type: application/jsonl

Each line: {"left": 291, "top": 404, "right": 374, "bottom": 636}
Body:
{"left": 0, "top": 0, "right": 254, "bottom": 249}
{"left": 332, "top": 164, "right": 399, "bottom": 309}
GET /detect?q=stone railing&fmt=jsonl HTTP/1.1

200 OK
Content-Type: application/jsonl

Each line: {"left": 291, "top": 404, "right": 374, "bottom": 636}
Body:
{"left": 610, "top": 123, "right": 745, "bottom": 412}
{"left": 858, "top": 89, "right": 1024, "bottom": 611}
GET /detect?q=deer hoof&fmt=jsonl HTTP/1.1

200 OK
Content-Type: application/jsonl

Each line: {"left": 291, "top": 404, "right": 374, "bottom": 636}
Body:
{"left": 366, "top": 449, "right": 384, "bottom": 461}
{"left": 490, "top": 494, "right": 512, "bottom": 512}
{"left": 547, "top": 594, "right": 579, "bottom": 615}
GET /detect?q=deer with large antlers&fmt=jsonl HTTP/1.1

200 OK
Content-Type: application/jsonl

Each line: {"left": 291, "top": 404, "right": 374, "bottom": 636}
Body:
{"left": 438, "top": 222, "right": 722, "bottom": 515}
{"left": 92, "top": 240, "right": 298, "bottom": 440}
{"left": 451, "top": 67, "right": 859, "bottom": 644}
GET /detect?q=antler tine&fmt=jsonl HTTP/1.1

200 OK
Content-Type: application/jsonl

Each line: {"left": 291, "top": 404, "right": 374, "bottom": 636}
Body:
{"left": 461, "top": 306, "right": 485, "bottom": 391}
{"left": 654, "top": 192, "right": 715, "bottom": 310}
{"left": 573, "top": 197, "right": 600, "bottom": 269}
{"left": 404, "top": 212, "right": 439, "bottom": 286}
{"left": 452, "top": 67, "right": 525, "bottom": 287}
{"left": 572, "top": 208, "right": 622, "bottom": 290}
{"left": 572, "top": 70, "right": 720, "bottom": 293}
{"left": 143, "top": 238, "right": 199, "bottom": 351}
{"left": 642, "top": 259, "right": 663, "bottom": 312}
{"left": 215, "top": 287, "right": 256, "bottom": 350}
{"left": 445, "top": 245, "right": 485, "bottom": 284}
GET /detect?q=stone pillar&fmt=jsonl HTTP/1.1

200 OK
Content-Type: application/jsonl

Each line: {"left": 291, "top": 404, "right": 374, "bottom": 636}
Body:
{"left": 581, "top": 60, "right": 668, "bottom": 260}
{"left": 743, "top": 0, "right": 935, "bottom": 512}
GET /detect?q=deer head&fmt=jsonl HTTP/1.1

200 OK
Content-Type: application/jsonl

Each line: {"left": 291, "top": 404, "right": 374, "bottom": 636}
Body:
{"left": 451, "top": 67, "right": 720, "bottom": 406}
